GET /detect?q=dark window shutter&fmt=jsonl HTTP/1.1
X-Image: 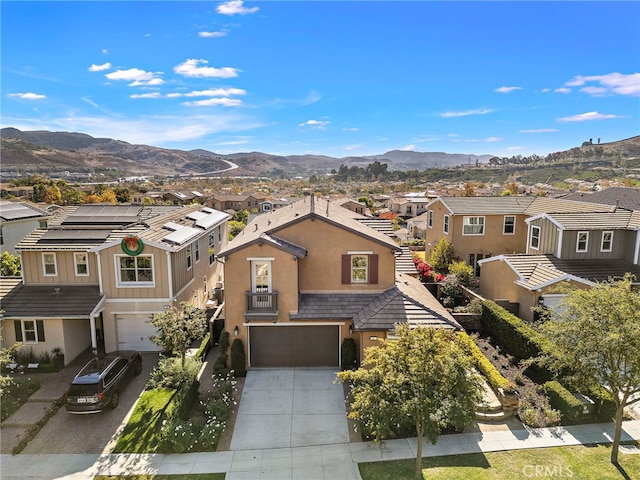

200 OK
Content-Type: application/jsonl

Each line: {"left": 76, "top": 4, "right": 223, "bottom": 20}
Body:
{"left": 36, "top": 320, "right": 45, "bottom": 342}
{"left": 341, "top": 255, "right": 351, "bottom": 284}
{"left": 369, "top": 254, "right": 379, "bottom": 284}
{"left": 14, "top": 320, "right": 23, "bottom": 342}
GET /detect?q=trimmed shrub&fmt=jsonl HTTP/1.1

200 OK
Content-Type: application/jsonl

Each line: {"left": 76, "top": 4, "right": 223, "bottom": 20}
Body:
{"left": 456, "top": 332, "right": 513, "bottom": 393}
{"left": 194, "top": 333, "right": 211, "bottom": 360}
{"left": 543, "top": 381, "right": 583, "bottom": 425}
{"left": 212, "top": 354, "right": 228, "bottom": 373}
{"left": 586, "top": 384, "right": 617, "bottom": 422}
{"left": 341, "top": 338, "right": 358, "bottom": 371}
{"left": 230, "top": 338, "right": 246, "bottom": 377}
{"left": 147, "top": 356, "right": 201, "bottom": 390}
{"left": 218, "top": 330, "right": 230, "bottom": 354}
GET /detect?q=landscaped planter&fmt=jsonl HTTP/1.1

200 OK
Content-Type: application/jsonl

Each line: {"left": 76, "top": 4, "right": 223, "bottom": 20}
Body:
{"left": 497, "top": 387, "right": 520, "bottom": 411}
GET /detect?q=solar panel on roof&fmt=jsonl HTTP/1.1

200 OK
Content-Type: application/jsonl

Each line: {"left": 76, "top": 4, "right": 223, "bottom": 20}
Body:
{"left": 38, "top": 229, "right": 111, "bottom": 244}
{"left": 162, "top": 226, "right": 200, "bottom": 245}
{"left": 62, "top": 215, "right": 139, "bottom": 225}
{"left": 0, "top": 203, "right": 43, "bottom": 221}
{"left": 69, "top": 205, "right": 142, "bottom": 217}
{"left": 196, "top": 211, "right": 227, "bottom": 229}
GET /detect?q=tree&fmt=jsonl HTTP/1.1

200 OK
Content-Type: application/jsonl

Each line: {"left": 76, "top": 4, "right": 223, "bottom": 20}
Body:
{"left": 337, "top": 324, "right": 482, "bottom": 479}
{"left": 0, "top": 251, "right": 21, "bottom": 276}
{"left": 150, "top": 302, "right": 208, "bottom": 368}
{"left": 538, "top": 275, "right": 640, "bottom": 464}
{"left": 0, "top": 325, "right": 22, "bottom": 390}
{"left": 428, "top": 237, "right": 455, "bottom": 274}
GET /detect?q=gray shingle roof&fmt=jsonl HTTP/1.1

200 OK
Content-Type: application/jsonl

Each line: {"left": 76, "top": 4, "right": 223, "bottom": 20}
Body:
{"left": 562, "top": 187, "right": 640, "bottom": 211}
{"left": 524, "top": 197, "right": 615, "bottom": 216}
{"left": 434, "top": 196, "right": 536, "bottom": 215}
{"left": 1, "top": 284, "right": 104, "bottom": 318}
{"left": 542, "top": 211, "right": 635, "bottom": 230}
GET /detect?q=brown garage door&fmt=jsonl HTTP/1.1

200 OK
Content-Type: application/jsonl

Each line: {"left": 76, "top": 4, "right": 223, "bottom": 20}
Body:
{"left": 250, "top": 325, "right": 339, "bottom": 367}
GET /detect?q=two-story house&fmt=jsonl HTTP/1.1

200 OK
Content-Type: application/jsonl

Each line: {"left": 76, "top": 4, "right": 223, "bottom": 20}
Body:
{"left": 478, "top": 203, "right": 640, "bottom": 322}
{"left": 1, "top": 203, "right": 229, "bottom": 364}
{"left": 0, "top": 201, "right": 51, "bottom": 255}
{"left": 208, "top": 194, "right": 263, "bottom": 214}
{"left": 217, "top": 195, "right": 461, "bottom": 369}
{"left": 423, "top": 196, "right": 536, "bottom": 276}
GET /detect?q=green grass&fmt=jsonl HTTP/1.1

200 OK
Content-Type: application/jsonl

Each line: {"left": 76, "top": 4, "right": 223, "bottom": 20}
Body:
{"left": 112, "top": 388, "right": 176, "bottom": 453}
{"left": 95, "top": 475, "right": 223, "bottom": 480}
{"left": 359, "top": 444, "right": 640, "bottom": 480}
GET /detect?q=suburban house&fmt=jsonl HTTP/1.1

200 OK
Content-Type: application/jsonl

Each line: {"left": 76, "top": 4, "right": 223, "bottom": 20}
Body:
{"left": 217, "top": 195, "right": 460, "bottom": 369}
{"left": 422, "top": 196, "right": 536, "bottom": 276}
{"left": 1, "top": 203, "right": 229, "bottom": 364}
{"left": 0, "top": 201, "right": 51, "bottom": 255}
{"left": 387, "top": 193, "right": 432, "bottom": 219}
{"left": 478, "top": 200, "right": 640, "bottom": 322}
{"left": 208, "top": 194, "right": 263, "bottom": 214}
{"left": 332, "top": 197, "right": 370, "bottom": 216}
{"left": 161, "top": 190, "right": 208, "bottom": 206}
{"left": 259, "top": 198, "right": 293, "bottom": 213}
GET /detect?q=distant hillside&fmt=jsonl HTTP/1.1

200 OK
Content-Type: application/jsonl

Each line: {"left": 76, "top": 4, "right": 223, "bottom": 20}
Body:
{"left": 2, "top": 127, "right": 637, "bottom": 179}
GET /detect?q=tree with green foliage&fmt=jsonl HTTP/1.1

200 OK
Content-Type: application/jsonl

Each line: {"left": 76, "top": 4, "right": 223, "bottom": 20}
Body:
{"left": 0, "top": 325, "right": 22, "bottom": 390}
{"left": 428, "top": 237, "right": 455, "bottom": 274}
{"left": 448, "top": 260, "right": 473, "bottom": 287}
{"left": 228, "top": 220, "right": 246, "bottom": 240}
{"left": 230, "top": 338, "right": 246, "bottom": 376}
{"left": 150, "top": 302, "right": 208, "bottom": 368}
{"left": 338, "top": 323, "right": 482, "bottom": 479}
{"left": 538, "top": 274, "right": 640, "bottom": 464}
{"left": 0, "top": 251, "right": 21, "bottom": 277}
{"left": 61, "top": 187, "right": 85, "bottom": 205}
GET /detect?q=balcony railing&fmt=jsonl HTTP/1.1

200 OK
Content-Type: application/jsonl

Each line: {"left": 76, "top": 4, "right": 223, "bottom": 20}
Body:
{"left": 245, "top": 291, "right": 278, "bottom": 314}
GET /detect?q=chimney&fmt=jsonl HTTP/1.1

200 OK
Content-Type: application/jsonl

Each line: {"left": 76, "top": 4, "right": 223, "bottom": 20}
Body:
{"left": 614, "top": 199, "right": 619, "bottom": 212}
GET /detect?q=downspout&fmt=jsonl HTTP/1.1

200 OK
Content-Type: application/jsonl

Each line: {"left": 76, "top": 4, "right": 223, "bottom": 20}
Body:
{"left": 526, "top": 222, "right": 531, "bottom": 254}
{"left": 556, "top": 229, "right": 563, "bottom": 258}
{"left": 96, "top": 251, "right": 104, "bottom": 294}
{"left": 634, "top": 229, "right": 640, "bottom": 265}
{"left": 166, "top": 251, "right": 174, "bottom": 299}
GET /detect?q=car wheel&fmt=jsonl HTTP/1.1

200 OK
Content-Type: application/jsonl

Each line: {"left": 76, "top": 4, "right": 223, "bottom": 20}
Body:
{"left": 110, "top": 391, "right": 120, "bottom": 409}
{"left": 134, "top": 358, "right": 142, "bottom": 375}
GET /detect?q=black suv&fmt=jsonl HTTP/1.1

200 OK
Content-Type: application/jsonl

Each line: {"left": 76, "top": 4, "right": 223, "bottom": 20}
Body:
{"left": 64, "top": 351, "right": 142, "bottom": 414}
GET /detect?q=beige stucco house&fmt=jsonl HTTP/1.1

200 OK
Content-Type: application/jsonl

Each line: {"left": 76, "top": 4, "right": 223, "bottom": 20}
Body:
{"left": 217, "top": 195, "right": 460, "bottom": 369}
{"left": 2, "top": 204, "right": 229, "bottom": 364}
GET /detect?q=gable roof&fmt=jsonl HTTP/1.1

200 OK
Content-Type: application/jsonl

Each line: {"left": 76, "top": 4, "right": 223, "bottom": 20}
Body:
{"left": 562, "top": 187, "right": 640, "bottom": 211}
{"left": 526, "top": 210, "right": 637, "bottom": 230}
{"left": 0, "top": 201, "right": 50, "bottom": 222}
{"left": 481, "top": 253, "right": 640, "bottom": 290}
{"left": 430, "top": 196, "right": 536, "bottom": 215}
{"left": 524, "top": 196, "right": 615, "bottom": 216}
{"left": 1, "top": 284, "right": 104, "bottom": 318}
{"left": 219, "top": 195, "right": 401, "bottom": 258}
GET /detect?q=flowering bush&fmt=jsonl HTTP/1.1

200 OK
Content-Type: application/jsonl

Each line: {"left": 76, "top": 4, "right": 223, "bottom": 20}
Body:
{"left": 413, "top": 257, "right": 433, "bottom": 282}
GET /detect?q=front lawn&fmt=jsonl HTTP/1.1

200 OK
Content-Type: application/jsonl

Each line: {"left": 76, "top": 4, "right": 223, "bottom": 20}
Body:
{"left": 359, "top": 443, "right": 640, "bottom": 480}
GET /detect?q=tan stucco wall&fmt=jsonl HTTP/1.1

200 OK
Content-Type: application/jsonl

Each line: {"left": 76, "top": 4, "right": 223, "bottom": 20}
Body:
{"left": 61, "top": 319, "right": 91, "bottom": 364}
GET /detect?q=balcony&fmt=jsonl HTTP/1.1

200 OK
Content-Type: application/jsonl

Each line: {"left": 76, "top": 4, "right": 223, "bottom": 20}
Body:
{"left": 245, "top": 291, "right": 278, "bottom": 321}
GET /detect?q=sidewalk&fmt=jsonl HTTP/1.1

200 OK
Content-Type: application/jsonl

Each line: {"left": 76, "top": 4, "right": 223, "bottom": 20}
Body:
{"left": 2, "top": 419, "right": 639, "bottom": 479}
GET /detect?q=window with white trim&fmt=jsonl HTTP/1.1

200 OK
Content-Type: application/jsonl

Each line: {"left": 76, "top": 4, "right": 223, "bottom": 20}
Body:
{"left": 428, "top": 210, "right": 433, "bottom": 228}
{"left": 14, "top": 319, "right": 45, "bottom": 343}
{"left": 463, "top": 216, "right": 485, "bottom": 235}
{"left": 117, "top": 255, "right": 154, "bottom": 285}
{"left": 186, "top": 244, "right": 193, "bottom": 269}
{"left": 530, "top": 225, "right": 540, "bottom": 250}
{"left": 42, "top": 252, "right": 57, "bottom": 276}
{"left": 503, "top": 216, "right": 515, "bottom": 235}
{"left": 443, "top": 214, "right": 450, "bottom": 234}
{"left": 74, "top": 252, "right": 89, "bottom": 276}
{"left": 351, "top": 255, "right": 368, "bottom": 283}
{"left": 576, "top": 231, "right": 589, "bottom": 252}
{"left": 601, "top": 231, "right": 613, "bottom": 252}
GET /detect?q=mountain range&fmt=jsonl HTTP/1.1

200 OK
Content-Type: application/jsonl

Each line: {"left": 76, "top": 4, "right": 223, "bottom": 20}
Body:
{"left": 0, "top": 128, "right": 494, "bottom": 178}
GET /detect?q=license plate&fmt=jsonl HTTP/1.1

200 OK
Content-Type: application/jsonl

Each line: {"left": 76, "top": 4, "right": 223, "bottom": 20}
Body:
{"left": 76, "top": 397, "right": 91, "bottom": 403}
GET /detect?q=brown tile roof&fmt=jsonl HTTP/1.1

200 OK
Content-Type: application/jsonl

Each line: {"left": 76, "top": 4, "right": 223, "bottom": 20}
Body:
{"left": 1, "top": 284, "right": 104, "bottom": 318}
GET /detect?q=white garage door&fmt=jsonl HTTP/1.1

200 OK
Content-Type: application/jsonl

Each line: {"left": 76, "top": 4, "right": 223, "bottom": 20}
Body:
{"left": 116, "top": 314, "right": 159, "bottom": 351}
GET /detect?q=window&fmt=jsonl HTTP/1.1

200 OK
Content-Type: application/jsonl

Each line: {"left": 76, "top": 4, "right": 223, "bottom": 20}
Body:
{"left": 530, "top": 225, "right": 540, "bottom": 250}
{"left": 117, "top": 255, "right": 153, "bottom": 285}
{"left": 576, "top": 231, "right": 589, "bottom": 252}
{"left": 463, "top": 216, "right": 485, "bottom": 235}
{"left": 428, "top": 210, "right": 433, "bottom": 228}
{"left": 209, "top": 233, "right": 216, "bottom": 265}
{"left": 342, "top": 253, "right": 378, "bottom": 285}
{"left": 503, "top": 216, "right": 515, "bottom": 235}
{"left": 42, "top": 252, "right": 57, "bottom": 276}
{"left": 186, "top": 244, "right": 193, "bottom": 269}
{"left": 74, "top": 253, "right": 89, "bottom": 276}
{"left": 406, "top": 205, "right": 413, "bottom": 215}
{"left": 39, "top": 220, "right": 48, "bottom": 228}
{"left": 443, "top": 214, "right": 450, "bottom": 234}
{"left": 469, "top": 253, "right": 491, "bottom": 277}
{"left": 14, "top": 320, "right": 45, "bottom": 343}
{"left": 601, "top": 231, "right": 613, "bottom": 252}
{"left": 251, "top": 260, "right": 272, "bottom": 293}
{"left": 194, "top": 239, "right": 200, "bottom": 263}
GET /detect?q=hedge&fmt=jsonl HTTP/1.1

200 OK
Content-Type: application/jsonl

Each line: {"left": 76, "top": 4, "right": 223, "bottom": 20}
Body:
{"left": 456, "top": 332, "right": 515, "bottom": 393}
{"left": 543, "top": 381, "right": 583, "bottom": 425}
{"left": 194, "top": 333, "right": 211, "bottom": 360}
{"left": 585, "top": 384, "right": 617, "bottom": 422}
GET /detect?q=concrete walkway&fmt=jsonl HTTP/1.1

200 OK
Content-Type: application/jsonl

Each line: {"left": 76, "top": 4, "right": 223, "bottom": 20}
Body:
{"left": 2, "top": 420, "right": 640, "bottom": 479}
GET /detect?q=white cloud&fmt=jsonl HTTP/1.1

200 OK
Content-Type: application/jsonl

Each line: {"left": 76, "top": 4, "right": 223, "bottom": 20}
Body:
{"left": 555, "top": 87, "right": 571, "bottom": 94}
{"left": 440, "top": 108, "right": 495, "bottom": 118}
{"left": 217, "top": 1, "right": 259, "bottom": 16}
{"left": 199, "top": 31, "right": 228, "bottom": 38}
{"left": 102, "top": 49, "right": 108, "bottom": 54}
{"left": 130, "top": 92, "right": 162, "bottom": 99}
{"left": 519, "top": 128, "right": 558, "bottom": 133}
{"left": 495, "top": 86, "right": 522, "bottom": 94}
{"left": 344, "top": 144, "right": 362, "bottom": 151}
{"left": 174, "top": 59, "right": 239, "bottom": 78}
{"left": 485, "top": 137, "right": 502, "bottom": 142}
{"left": 81, "top": 97, "right": 99, "bottom": 108}
{"left": 302, "top": 91, "right": 322, "bottom": 105}
{"left": 342, "top": 127, "right": 360, "bottom": 131}
{"left": 7, "top": 92, "right": 46, "bottom": 100}
{"left": 184, "top": 88, "right": 246, "bottom": 97}
{"left": 557, "top": 111, "right": 621, "bottom": 122}
{"left": 105, "top": 68, "right": 163, "bottom": 86}
{"left": 564, "top": 72, "right": 640, "bottom": 96}
{"left": 506, "top": 146, "right": 524, "bottom": 151}
{"left": 580, "top": 86, "right": 608, "bottom": 96}
{"left": 88, "top": 62, "right": 112, "bottom": 72}
{"left": 400, "top": 144, "right": 416, "bottom": 151}
{"left": 183, "top": 98, "right": 243, "bottom": 107}
{"left": 298, "top": 119, "right": 330, "bottom": 128}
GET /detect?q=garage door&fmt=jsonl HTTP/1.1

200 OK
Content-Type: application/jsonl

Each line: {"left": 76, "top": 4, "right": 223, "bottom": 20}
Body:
{"left": 250, "top": 325, "right": 339, "bottom": 367}
{"left": 117, "top": 314, "right": 160, "bottom": 351}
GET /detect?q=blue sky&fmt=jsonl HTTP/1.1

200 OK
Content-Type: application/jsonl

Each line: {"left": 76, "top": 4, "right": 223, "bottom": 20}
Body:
{"left": 2, "top": 1, "right": 639, "bottom": 159}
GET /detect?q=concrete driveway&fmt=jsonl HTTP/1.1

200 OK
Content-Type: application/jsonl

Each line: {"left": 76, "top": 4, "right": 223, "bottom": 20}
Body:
{"left": 230, "top": 368, "right": 350, "bottom": 451}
